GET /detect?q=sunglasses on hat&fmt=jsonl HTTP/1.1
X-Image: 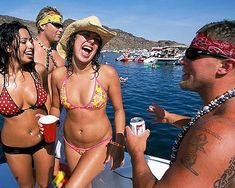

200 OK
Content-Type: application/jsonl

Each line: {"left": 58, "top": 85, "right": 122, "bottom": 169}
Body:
{"left": 185, "top": 47, "right": 229, "bottom": 61}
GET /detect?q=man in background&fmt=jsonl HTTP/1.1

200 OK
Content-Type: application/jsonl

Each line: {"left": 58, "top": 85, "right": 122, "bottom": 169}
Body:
{"left": 34, "top": 6, "right": 65, "bottom": 96}
{"left": 34, "top": 6, "right": 65, "bottom": 177}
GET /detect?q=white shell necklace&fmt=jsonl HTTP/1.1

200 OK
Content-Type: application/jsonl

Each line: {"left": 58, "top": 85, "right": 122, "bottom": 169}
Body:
{"left": 35, "top": 37, "right": 55, "bottom": 72}
{"left": 170, "top": 88, "right": 235, "bottom": 165}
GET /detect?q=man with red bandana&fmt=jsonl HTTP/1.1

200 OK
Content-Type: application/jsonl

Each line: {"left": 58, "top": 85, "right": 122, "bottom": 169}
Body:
{"left": 126, "top": 20, "right": 235, "bottom": 188}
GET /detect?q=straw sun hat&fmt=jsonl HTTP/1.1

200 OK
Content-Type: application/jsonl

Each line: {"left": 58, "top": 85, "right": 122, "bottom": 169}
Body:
{"left": 57, "top": 16, "right": 116, "bottom": 59}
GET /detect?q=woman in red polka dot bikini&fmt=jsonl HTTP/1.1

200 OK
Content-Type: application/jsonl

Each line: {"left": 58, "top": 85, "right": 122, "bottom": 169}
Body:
{"left": 0, "top": 21, "right": 54, "bottom": 187}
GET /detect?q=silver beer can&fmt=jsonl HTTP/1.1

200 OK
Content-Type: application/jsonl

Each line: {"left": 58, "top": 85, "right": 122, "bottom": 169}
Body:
{"left": 130, "top": 117, "right": 145, "bottom": 135}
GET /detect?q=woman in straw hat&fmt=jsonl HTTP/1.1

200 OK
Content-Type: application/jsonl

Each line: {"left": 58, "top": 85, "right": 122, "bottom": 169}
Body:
{"left": 50, "top": 16, "right": 125, "bottom": 187}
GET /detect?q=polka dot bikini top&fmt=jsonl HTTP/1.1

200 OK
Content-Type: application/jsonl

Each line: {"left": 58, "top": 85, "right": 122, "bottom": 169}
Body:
{"left": 0, "top": 73, "right": 47, "bottom": 117}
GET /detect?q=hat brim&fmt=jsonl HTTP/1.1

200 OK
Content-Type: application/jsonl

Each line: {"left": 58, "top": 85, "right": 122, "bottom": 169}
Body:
{"left": 57, "top": 19, "right": 116, "bottom": 59}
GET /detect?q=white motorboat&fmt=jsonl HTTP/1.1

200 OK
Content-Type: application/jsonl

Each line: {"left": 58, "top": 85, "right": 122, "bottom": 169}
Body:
{"left": 143, "top": 56, "right": 181, "bottom": 66}
{"left": 154, "top": 57, "right": 180, "bottom": 65}
{"left": 0, "top": 152, "right": 170, "bottom": 188}
{"left": 143, "top": 57, "right": 158, "bottom": 68}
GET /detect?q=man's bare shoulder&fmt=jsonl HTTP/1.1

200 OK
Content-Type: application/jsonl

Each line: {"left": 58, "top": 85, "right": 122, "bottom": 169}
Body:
{"left": 35, "top": 62, "right": 46, "bottom": 76}
{"left": 52, "top": 50, "right": 65, "bottom": 66}
{"left": 51, "top": 66, "right": 67, "bottom": 81}
{"left": 33, "top": 39, "right": 45, "bottom": 55}
{"left": 209, "top": 104, "right": 235, "bottom": 138}
{"left": 188, "top": 115, "right": 235, "bottom": 156}
{"left": 175, "top": 115, "right": 235, "bottom": 187}
{"left": 99, "top": 64, "right": 118, "bottom": 77}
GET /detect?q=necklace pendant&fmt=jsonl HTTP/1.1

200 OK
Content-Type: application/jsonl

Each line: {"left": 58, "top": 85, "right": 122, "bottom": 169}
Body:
{"left": 170, "top": 88, "right": 235, "bottom": 165}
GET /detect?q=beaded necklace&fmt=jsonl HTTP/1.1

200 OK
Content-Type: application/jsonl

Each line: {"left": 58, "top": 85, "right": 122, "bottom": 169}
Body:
{"left": 35, "top": 38, "right": 55, "bottom": 72}
{"left": 170, "top": 88, "right": 235, "bottom": 165}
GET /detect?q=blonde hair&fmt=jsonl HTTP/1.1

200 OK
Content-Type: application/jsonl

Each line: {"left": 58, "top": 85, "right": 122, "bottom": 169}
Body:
{"left": 35, "top": 6, "right": 63, "bottom": 32}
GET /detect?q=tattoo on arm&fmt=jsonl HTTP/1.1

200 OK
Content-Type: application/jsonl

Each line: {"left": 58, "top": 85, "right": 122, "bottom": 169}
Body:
{"left": 181, "top": 128, "right": 221, "bottom": 176}
{"left": 199, "top": 127, "right": 222, "bottom": 141}
{"left": 181, "top": 133, "right": 208, "bottom": 176}
{"left": 213, "top": 156, "right": 235, "bottom": 188}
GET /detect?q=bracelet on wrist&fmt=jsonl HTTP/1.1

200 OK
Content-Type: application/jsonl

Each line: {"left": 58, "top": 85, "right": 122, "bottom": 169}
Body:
{"left": 110, "top": 140, "right": 125, "bottom": 149}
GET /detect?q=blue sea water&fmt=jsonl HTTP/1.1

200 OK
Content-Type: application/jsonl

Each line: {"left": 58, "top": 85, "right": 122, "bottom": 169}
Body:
{"left": 103, "top": 52, "right": 202, "bottom": 159}
{"left": 0, "top": 52, "right": 202, "bottom": 163}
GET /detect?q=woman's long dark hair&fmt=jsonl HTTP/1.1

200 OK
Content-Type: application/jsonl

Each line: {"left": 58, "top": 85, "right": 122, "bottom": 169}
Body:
{"left": 0, "top": 21, "right": 39, "bottom": 82}
{"left": 65, "top": 31, "right": 102, "bottom": 77}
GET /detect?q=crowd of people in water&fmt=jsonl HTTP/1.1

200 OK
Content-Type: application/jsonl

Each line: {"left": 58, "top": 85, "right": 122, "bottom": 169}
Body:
{"left": 0, "top": 5, "right": 235, "bottom": 188}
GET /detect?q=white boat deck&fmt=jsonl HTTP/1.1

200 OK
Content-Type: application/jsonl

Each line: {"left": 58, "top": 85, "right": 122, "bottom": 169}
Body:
{"left": 93, "top": 152, "right": 169, "bottom": 187}
{"left": 0, "top": 152, "right": 170, "bottom": 188}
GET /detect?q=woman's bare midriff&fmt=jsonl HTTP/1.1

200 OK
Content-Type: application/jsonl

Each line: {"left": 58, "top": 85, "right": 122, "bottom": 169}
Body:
{"left": 1, "top": 109, "right": 46, "bottom": 147}
{"left": 63, "top": 110, "right": 112, "bottom": 148}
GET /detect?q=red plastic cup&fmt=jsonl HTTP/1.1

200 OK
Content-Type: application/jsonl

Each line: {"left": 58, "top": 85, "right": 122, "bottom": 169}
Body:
{"left": 39, "top": 115, "right": 59, "bottom": 143}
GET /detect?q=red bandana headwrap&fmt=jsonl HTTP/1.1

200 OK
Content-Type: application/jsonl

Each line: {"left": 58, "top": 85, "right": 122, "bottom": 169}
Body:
{"left": 190, "top": 33, "right": 235, "bottom": 59}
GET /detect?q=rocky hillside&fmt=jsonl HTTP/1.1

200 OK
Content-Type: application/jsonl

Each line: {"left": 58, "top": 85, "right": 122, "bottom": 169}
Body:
{"left": 0, "top": 15, "right": 187, "bottom": 50}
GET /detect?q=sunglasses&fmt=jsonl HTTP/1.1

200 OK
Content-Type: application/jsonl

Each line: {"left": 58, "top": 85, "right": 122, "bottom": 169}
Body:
{"left": 49, "top": 22, "right": 63, "bottom": 29}
{"left": 78, "top": 30, "right": 101, "bottom": 44}
{"left": 185, "top": 47, "right": 229, "bottom": 61}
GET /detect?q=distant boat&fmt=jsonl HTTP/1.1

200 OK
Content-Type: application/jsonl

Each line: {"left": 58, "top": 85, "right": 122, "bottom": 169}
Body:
{"left": 143, "top": 57, "right": 158, "bottom": 68}
{"left": 134, "top": 56, "right": 145, "bottom": 63}
{"left": 143, "top": 56, "right": 183, "bottom": 65}
{"left": 115, "top": 54, "right": 125, "bottom": 61}
{"left": 155, "top": 57, "right": 179, "bottom": 61}
{"left": 155, "top": 57, "right": 179, "bottom": 65}
{"left": 143, "top": 57, "right": 157, "bottom": 64}
{"left": 115, "top": 54, "right": 135, "bottom": 63}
